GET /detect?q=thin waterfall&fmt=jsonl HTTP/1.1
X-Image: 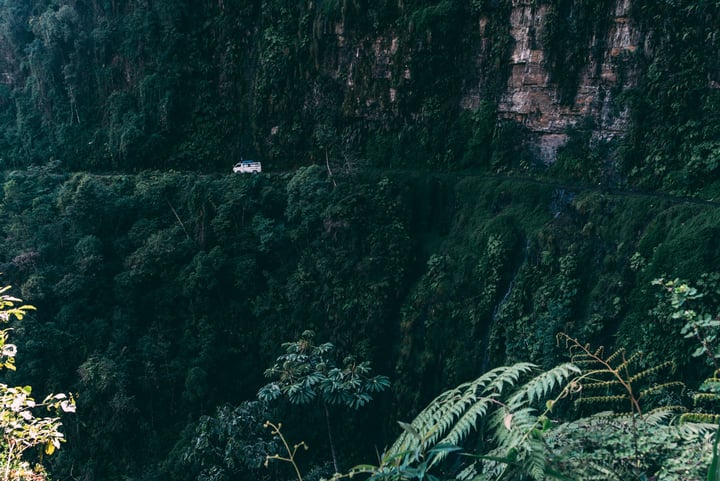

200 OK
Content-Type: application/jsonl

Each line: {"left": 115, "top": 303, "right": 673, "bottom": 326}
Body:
{"left": 481, "top": 240, "right": 529, "bottom": 373}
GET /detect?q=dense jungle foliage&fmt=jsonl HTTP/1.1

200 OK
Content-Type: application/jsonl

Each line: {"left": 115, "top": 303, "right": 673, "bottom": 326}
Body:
{"left": 0, "top": 0, "right": 718, "bottom": 479}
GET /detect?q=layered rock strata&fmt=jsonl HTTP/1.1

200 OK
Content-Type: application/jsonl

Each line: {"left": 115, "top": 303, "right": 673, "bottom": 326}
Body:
{"left": 483, "top": 0, "right": 640, "bottom": 162}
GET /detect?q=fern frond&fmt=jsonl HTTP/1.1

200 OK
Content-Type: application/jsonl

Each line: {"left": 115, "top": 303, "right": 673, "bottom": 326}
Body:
{"left": 505, "top": 363, "right": 581, "bottom": 408}
{"left": 525, "top": 438, "right": 549, "bottom": 480}
{"left": 604, "top": 347, "right": 625, "bottom": 366}
{"left": 594, "top": 410, "right": 637, "bottom": 421}
{"left": 574, "top": 394, "right": 628, "bottom": 406}
{"left": 694, "top": 392, "right": 720, "bottom": 403}
{"left": 638, "top": 381, "right": 685, "bottom": 400}
{"left": 433, "top": 396, "right": 495, "bottom": 451}
{"left": 568, "top": 353, "right": 597, "bottom": 366}
{"left": 487, "top": 406, "right": 537, "bottom": 438}
{"left": 484, "top": 362, "right": 537, "bottom": 397}
{"left": 455, "top": 461, "right": 477, "bottom": 481}
{"left": 582, "top": 380, "right": 622, "bottom": 390}
{"left": 478, "top": 365, "right": 583, "bottom": 457}
{"left": 642, "top": 406, "right": 680, "bottom": 424}
{"left": 679, "top": 412, "right": 720, "bottom": 424}
{"left": 627, "top": 360, "right": 674, "bottom": 383}
{"left": 477, "top": 435, "right": 559, "bottom": 481}
{"left": 613, "top": 351, "right": 642, "bottom": 372}
{"left": 438, "top": 364, "right": 552, "bottom": 460}
{"left": 676, "top": 421, "right": 717, "bottom": 439}
{"left": 475, "top": 366, "right": 581, "bottom": 479}
{"left": 387, "top": 363, "right": 536, "bottom": 457}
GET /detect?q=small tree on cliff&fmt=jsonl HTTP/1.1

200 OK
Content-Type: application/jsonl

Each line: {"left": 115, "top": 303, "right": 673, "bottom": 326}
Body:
{"left": 258, "top": 330, "right": 390, "bottom": 473}
{"left": 0, "top": 285, "right": 75, "bottom": 481}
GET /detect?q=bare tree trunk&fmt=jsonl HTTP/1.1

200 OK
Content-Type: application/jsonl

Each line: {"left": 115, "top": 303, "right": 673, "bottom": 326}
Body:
{"left": 325, "top": 150, "right": 337, "bottom": 188}
{"left": 323, "top": 402, "right": 339, "bottom": 473}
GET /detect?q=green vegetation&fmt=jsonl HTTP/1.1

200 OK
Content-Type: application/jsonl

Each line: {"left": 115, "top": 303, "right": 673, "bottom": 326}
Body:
{"left": 0, "top": 165, "right": 715, "bottom": 479}
{"left": 168, "top": 401, "right": 278, "bottom": 481}
{"left": 0, "top": 285, "right": 74, "bottom": 480}
{"left": 0, "top": 0, "right": 716, "bottom": 192}
{"left": 259, "top": 330, "right": 390, "bottom": 472}
{"left": 317, "top": 333, "right": 711, "bottom": 481}
{"left": 541, "top": 0, "right": 616, "bottom": 103}
{"left": 619, "top": 0, "right": 720, "bottom": 193}
{"left": 0, "top": 1, "right": 717, "bottom": 480}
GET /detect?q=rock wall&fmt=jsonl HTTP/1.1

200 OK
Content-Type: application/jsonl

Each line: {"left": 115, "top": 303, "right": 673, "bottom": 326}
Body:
{"left": 258, "top": 0, "right": 648, "bottom": 164}
{"left": 328, "top": 1, "right": 644, "bottom": 164}
{"left": 470, "top": 0, "right": 640, "bottom": 163}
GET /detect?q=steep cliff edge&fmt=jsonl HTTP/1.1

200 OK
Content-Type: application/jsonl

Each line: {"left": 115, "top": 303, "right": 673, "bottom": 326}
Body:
{"left": 320, "top": 0, "right": 643, "bottom": 166}
{"left": 491, "top": 0, "right": 639, "bottom": 162}
{"left": 0, "top": 3, "right": 719, "bottom": 478}
{"left": 0, "top": 0, "right": 718, "bottom": 192}
{"left": 334, "top": 0, "right": 718, "bottom": 192}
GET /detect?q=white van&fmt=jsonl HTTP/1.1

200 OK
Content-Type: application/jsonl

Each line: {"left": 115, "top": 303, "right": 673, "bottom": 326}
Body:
{"left": 233, "top": 161, "right": 262, "bottom": 173}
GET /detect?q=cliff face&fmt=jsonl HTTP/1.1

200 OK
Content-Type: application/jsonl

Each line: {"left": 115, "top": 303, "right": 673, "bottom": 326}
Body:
{"left": 464, "top": 0, "right": 640, "bottom": 163}
{"left": 328, "top": 0, "right": 644, "bottom": 165}
{"left": 0, "top": 0, "right": 718, "bottom": 189}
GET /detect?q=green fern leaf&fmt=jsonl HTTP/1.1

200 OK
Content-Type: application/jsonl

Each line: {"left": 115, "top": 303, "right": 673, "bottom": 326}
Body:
{"left": 638, "top": 381, "right": 684, "bottom": 400}
{"left": 582, "top": 379, "right": 622, "bottom": 390}
{"left": 574, "top": 394, "right": 628, "bottom": 406}
{"left": 387, "top": 363, "right": 537, "bottom": 458}
{"left": 604, "top": 348, "right": 625, "bottom": 366}
{"left": 680, "top": 412, "right": 720, "bottom": 424}
{"left": 506, "top": 363, "right": 580, "bottom": 407}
